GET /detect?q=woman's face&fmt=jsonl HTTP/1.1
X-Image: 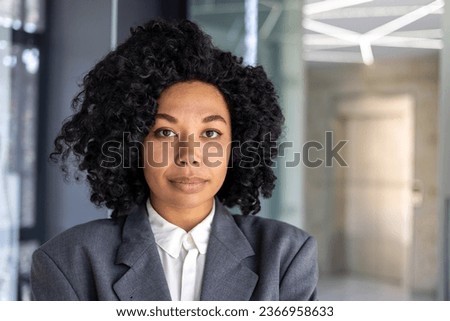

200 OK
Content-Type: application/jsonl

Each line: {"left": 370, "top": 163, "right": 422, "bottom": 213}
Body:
{"left": 143, "top": 81, "right": 232, "bottom": 210}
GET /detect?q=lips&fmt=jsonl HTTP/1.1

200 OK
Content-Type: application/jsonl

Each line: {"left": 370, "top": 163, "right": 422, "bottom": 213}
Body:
{"left": 169, "top": 176, "right": 208, "bottom": 184}
{"left": 168, "top": 176, "right": 208, "bottom": 193}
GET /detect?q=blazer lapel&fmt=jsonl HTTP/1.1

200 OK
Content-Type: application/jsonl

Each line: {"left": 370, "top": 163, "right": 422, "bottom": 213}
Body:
{"left": 200, "top": 199, "right": 258, "bottom": 300}
{"left": 113, "top": 203, "right": 171, "bottom": 301}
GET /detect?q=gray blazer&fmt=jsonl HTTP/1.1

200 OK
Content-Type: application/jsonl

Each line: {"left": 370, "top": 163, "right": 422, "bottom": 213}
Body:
{"left": 30, "top": 198, "right": 318, "bottom": 300}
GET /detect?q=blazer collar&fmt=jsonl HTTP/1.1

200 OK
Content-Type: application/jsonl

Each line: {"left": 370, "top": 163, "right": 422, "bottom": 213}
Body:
{"left": 113, "top": 203, "right": 172, "bottom": 300}
{"left": 200, "top": 199, "right": 258, "bottom": 300}
{"left": 113, "top": 198, "right": 258, "bottom": 301}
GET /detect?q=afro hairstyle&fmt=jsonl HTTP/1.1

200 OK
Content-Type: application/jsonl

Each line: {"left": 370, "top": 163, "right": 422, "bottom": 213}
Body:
{"left": 50, "top": 19, "right": 285, "bottom": 218}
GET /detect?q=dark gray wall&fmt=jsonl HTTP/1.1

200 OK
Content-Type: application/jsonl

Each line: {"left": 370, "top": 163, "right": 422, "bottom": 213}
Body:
{"left": 43, "top": 0, "right": 186, "bottom": 240}
{"left": 44, "top": 0, "right": 113, "bottom": 239}
{"left": 117, "top": 0, "right": 161, "bottom": 45}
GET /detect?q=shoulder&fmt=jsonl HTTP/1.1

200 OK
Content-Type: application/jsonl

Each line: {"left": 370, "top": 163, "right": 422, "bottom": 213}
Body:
{"left": 37, "top": 216, "right": 125, "bottom": 259}
{"left": 230, "top": 213, "right": 318, "bottom": 299}
{"left": 232, "top": 213, "right": 313, "bottom": 247}
{"left": 230, "top": 213, "right": 316, "bottom": 269}
{"left": 31, "top": 216, "right": 127, "bottom": 300}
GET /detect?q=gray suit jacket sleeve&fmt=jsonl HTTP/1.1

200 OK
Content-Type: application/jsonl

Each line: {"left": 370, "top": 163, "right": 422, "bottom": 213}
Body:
{"left": 279, "top": 236, "right": 318, "bottom": 300}
{"left": 31, "top": 249, "right": 79, "bottom": 300}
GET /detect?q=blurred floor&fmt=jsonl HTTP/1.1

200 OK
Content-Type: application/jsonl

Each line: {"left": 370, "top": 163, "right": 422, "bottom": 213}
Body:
{"left": 317, "top": 274, "right": 434, "bottom": 301}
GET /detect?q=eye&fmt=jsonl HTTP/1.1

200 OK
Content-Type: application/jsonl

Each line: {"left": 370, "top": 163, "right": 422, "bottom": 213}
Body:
{"left": 155, "top": 129, "right": 177, "bottom": 137}
{"left": 202, "top": 130, "right": 221, "bottom": 138}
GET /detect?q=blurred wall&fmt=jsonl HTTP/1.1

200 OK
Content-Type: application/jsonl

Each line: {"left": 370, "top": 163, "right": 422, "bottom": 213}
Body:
{"left": 306, "top": 54, "right": 439, "bottom": 298}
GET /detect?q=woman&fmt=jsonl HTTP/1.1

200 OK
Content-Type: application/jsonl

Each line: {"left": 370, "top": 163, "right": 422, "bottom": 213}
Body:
{"left": 30, "top": 19, "right": 318, "bottom": 301}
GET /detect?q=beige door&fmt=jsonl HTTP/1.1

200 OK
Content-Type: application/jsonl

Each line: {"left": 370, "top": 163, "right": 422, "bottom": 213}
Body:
{"left": 336, "top": 94, "right": 414, "bottom": 283}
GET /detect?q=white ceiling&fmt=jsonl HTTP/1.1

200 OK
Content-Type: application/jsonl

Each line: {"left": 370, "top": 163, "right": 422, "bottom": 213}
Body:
{"left": 304, "top": 0, "right": 444, "bottom": 64}
{"left": 191, "top": 0, "right": 444, "bottom": 65}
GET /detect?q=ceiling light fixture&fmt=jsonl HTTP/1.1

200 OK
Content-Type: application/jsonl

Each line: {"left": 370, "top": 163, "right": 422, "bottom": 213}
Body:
{"left": 303, "top": 18, "right": 360, "bottom": 43}
{"left": 304, "top": 0, "right": 374, "bottom": 16}
{"left": 304, "top": 50, "right": 363, "bottom": 63}
{"left": 303, "top": 0, "right": 444, "bottom": 65}
{"left": 364, "top": 0, "right": 444, "bottom": 42}
{"left": 359, "top": 38, "right": 374, "bottom": 64}
{"left": 359, "top": 0, "right": 443, "bottom": 64}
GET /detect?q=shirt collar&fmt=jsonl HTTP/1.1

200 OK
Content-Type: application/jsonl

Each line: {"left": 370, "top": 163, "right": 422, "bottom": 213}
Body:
{"left": 146, "top": 198, "right": 215, "bottom": 258}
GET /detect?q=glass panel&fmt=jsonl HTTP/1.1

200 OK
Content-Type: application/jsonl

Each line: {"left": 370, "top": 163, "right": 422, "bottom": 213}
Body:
{"left": 190, "top": 0, "right": 247, "bottom": 58}
{"left": 0, "top": 23, "right": 20, "bottom": 300}
{"left": 0, "top": 0, "right": 44, "bottom": 33}
{"left": 13, "top": 44, "right": 40, "bottom": 229}
{"left": 24, "top": 0, "right": 45, "bottom": 33}
{"left": 0, "top": 0, "right": 43, "bottom": 300}
{"left": 0, "top": 0, "right": 21, "bottom": 29}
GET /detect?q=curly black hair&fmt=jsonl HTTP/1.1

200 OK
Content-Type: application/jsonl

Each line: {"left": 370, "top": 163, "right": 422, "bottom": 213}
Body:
{"left": 51, "top": 19, "right": 284, "bottom": 218}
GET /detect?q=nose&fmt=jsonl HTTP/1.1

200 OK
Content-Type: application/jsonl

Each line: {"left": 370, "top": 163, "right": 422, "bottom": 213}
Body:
{"left": 174, "top": 134, "right": 201, "bottom": 167}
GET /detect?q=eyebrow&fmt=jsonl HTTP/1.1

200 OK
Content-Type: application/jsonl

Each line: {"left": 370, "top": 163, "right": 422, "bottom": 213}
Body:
{"left": 155, "top": 113, "right": 177, "bottom": 123}
{"left": 202, "top": 114, "right": 227, "bottom": 124}
{"left": 155, "top": 113, "right": 227, "bottom": 124}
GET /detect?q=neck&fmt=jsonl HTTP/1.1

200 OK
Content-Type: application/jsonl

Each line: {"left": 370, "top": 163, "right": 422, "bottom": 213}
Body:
{"left": 149, "top": 195, "right": 214, "bottom": 232}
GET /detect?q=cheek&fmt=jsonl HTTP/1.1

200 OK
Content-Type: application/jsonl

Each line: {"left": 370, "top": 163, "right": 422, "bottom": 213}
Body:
{"left": 201, "top": 140, "right": 231, "bottom": 184}
{"left": 142, "top": 140, "right": 173, "bottom": 189}
{"left": 143, "top": 161, "right": 168, "bottom": 198}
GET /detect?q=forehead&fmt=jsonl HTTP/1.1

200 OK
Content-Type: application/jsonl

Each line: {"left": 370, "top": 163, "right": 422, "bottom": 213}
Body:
{"left": 156, "top": 81, "right": 229, "bottom": 117}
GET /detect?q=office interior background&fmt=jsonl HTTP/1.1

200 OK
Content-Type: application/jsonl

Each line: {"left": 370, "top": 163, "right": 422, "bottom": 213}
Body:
{"left": 0, "top": 0, "right": 449, "bottom": 300}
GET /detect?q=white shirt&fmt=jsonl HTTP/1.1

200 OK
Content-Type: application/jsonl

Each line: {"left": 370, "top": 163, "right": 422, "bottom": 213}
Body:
{"left": 146, "top": 199, "right": 215, "bottom": 301}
